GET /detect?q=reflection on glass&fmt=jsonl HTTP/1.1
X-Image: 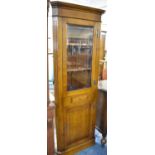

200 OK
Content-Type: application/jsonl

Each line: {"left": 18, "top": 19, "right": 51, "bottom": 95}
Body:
{"left": 67, "top": 24, "right": 94, "bottom": 91}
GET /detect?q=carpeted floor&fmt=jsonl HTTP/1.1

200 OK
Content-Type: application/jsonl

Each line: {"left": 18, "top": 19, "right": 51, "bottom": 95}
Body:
{"left": 75, "top": 130, "right": 107, "bottom": 155}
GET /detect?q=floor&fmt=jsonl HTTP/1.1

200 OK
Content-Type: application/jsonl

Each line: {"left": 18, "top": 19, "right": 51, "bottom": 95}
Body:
{"left": 75, "top": 130, "right": 107, "bottom": 155}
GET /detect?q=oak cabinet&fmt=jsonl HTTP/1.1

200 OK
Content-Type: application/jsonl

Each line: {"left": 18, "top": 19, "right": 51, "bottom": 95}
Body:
{"left": 50, "top": 1, "right": 105, "bottom": 154}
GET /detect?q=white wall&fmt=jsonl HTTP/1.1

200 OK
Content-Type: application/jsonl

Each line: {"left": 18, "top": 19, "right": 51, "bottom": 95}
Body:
{"left": 50, "top": 0, "right": 107, "bottom": 9}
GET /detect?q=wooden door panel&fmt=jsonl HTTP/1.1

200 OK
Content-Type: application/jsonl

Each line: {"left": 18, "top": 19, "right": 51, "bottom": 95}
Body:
{"left": 63, "top": 94, "right": 91, "bottom": 108}
{"left": 60, "top": 17, "right": 99, "bottom": 152}
{"left": 65, "top": 104, "right": 91, "bottom": 146}
{"left": 64, "top": 92, "right": 96, "bottom": 148}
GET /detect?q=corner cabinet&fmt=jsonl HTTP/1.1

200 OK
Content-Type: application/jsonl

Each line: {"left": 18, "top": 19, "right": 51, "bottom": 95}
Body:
{"left": 50, "top": 1, "right": 105, "bottom": 154}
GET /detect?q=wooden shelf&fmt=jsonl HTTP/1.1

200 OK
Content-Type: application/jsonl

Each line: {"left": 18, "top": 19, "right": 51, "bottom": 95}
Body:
{"left": 67, "top": 67, "right": 91, "bottom": 72}
{"left": 68, "top": 54, "right": 91, "bottom": 56}
{"left": 67, "top": 43, "right": 92, "bottom": 46}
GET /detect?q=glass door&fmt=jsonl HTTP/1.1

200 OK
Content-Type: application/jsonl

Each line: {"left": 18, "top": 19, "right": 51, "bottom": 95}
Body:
{"left": 67, "top": 25, "right": 94, "bottom": 91}
{"left": 62, "top": 18, "right": 99, "bottom": 149}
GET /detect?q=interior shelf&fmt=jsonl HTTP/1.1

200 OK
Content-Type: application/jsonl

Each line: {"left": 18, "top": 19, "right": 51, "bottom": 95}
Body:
{"left": 67, "top": 43, "right": 92, "bottom": 46}
{"left": 67, "top": 67, "right": 91, "bottom": 72}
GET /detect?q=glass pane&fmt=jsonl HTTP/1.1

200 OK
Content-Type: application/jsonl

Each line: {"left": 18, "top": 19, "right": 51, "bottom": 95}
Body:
{"left": 67, "top": 24, "right": 94, "bottom": 91}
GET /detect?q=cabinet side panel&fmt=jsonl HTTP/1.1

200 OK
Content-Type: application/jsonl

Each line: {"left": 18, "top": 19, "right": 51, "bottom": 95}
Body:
{"left": 53, "top": 17, "right": 64, "bottom": 151}
{"left": 89, "top": 22, "right": 101, "bottom": 137}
